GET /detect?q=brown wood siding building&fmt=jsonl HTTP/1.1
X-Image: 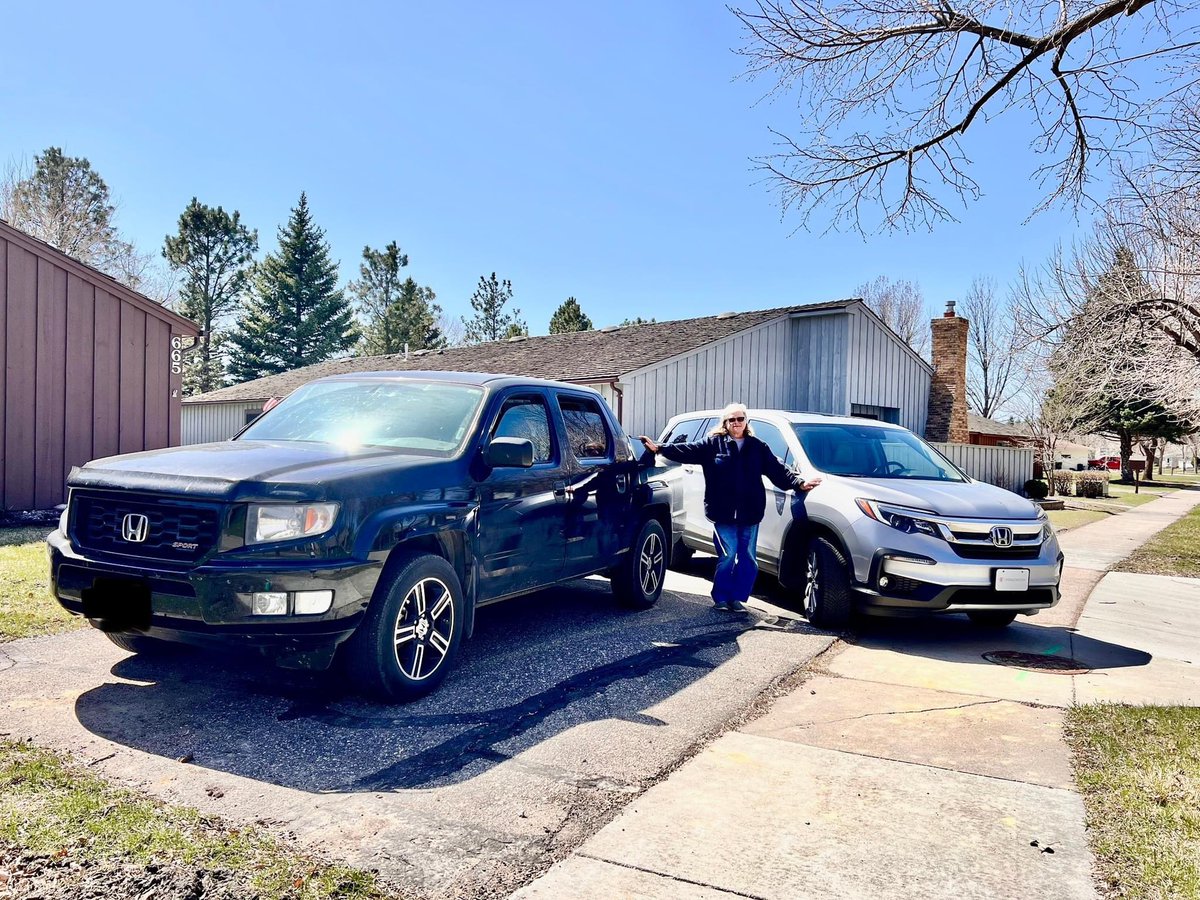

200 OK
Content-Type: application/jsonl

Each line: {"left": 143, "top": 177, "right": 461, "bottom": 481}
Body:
{"left": 0, "top": 220, "right": 199, "bottom": 511}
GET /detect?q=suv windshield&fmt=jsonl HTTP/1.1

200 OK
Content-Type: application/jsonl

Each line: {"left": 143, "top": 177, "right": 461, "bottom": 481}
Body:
{"left": 793, "top": 423, "right": 966, "bottom": 481}
{"left": 238, "top": 380, "right": 484, "bottom": 456}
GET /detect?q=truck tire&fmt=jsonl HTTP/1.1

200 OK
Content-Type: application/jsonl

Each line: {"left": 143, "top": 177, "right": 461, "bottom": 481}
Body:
{"left": 346, "top": 551, "right": 465, "bottom": 702}
{"left": 967, "top": 610, "right": 1018, "bottom": 628}
{"left": 612, "top": 519, "right": 667, "bottom": 609}
{"left": 802, "top": 537, "right": 853, "bottom": 630}
{"left": 104, "top": 632, "right": 172, "bottom": 655}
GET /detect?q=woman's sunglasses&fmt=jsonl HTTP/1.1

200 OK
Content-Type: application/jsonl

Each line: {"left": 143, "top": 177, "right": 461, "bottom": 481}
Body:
{"left": 726, "top": 416, "right": 746, "bottom": 423}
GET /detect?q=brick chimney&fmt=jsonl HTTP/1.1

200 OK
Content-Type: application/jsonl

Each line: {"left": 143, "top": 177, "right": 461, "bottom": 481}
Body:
{"left": 925, "top": 300, "right": 970, "bottom": 443}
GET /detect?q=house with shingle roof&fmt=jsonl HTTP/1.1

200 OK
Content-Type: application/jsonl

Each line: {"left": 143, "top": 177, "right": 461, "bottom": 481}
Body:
{"left": 182, "top": 299, "right": 934, "bottom": 444}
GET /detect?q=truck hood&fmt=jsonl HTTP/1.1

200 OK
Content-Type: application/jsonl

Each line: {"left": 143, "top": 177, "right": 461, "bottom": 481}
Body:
{"left": 829, "top": 476, "right": 1040, "bottom": 520}
{"left": 69, "top": 440, "right": 446, "bottom": 501}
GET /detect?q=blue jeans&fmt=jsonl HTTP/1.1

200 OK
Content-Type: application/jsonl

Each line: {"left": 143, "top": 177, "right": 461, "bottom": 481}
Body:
{"left": 712, "top": 522, "right": 759, "bottom": 606}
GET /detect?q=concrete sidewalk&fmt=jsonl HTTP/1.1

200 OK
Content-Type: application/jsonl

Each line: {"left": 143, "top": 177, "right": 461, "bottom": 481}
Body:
{"left": 514, "top": 488, "right": 1200, "bottom": 899}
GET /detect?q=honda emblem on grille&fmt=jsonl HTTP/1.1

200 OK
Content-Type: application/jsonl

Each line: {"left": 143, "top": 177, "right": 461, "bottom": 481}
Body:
{"left": 990, "top": 526, "right": 1013, "bottom": 548}
{"left": 121, "top": 513, "right": 149, "bottom": 543}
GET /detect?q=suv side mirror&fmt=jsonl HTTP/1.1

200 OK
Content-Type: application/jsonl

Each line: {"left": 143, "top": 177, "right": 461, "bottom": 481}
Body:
{"left": 485, "top": 437, "right": 535, "bottom": 468}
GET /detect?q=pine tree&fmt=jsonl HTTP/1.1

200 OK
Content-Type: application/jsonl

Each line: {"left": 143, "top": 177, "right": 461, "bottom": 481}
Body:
{"left": 228, "top": 193, "right": 357, "bottom": 382}
{"left": 548, "top": 296, "right": 593, "bottom": 334}
{"left": 463, "top": 272, "right": 525, "bottom": 342}
{"left": 349, "top": 242, "right": 446, "bottom": 355}
{"left": 618, "top": 316, "right": 657, "bottom": 326}
{"left": 163, "top": 199, "right": 258, "bottom": 394}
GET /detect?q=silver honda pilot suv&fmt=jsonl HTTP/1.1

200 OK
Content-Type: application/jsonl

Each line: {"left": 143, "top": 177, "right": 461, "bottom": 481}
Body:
{"left": 655, "top": 409, "right": 1063, "bottom": 629}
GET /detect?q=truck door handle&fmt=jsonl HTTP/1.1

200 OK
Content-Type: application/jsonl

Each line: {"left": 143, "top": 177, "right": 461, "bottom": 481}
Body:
{"left": 553, "top": 482, "right": 567, "bottom": 498}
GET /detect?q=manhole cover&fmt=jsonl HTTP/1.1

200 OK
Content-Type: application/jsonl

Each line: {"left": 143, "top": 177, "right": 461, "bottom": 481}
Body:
{"left": 982, "top": 651, "right": 1091, "bottom": 675}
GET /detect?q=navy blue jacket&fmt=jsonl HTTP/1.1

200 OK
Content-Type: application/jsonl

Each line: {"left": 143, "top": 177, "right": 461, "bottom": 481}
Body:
{"left": 659, "top": 433, "right": 802, "bottom": 525}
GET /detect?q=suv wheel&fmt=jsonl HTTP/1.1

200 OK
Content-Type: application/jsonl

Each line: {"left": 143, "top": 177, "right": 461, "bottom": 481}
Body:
{"left": 347, "top": 552, "right": 464, "bottom": 702}
{"left": 802, "top": 537, "right": 853, "bottom": 630}
{"left": 612, "top": 519, "right": 667, "bottom": 609}
{"left": 104, "top": 632, "right": 172, "bottom": 655}
{"left": 967, "top": 610, "right": 1018, "bottom": 628}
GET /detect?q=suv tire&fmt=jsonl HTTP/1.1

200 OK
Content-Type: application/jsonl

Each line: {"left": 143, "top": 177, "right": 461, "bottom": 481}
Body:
{"left": 347, "top": 551, "right": 464, "bottom": 702}
{"left": 105, "top": 632, "right": 172, "bottom": 655}
{"left": 802, "top": 537, "right": 853, "bottom": 630}
{"left": 967, "top": 610, "right": 1018, "bottom": 628}
{"left": 612, "top": 519, "right": 667, "bottom": 609}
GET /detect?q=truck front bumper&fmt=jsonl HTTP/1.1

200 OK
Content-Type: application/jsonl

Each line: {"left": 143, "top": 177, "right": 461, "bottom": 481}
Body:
{"left": 48, "top": 529, "right": 382, "bottom": 668}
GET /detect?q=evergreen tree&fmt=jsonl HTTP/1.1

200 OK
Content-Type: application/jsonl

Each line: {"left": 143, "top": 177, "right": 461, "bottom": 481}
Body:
{"left": 548, "top": 296, "right": 593, "bottom": 334}
{"left": 228, "top": 193, "right": 357, "bottom": 382}
{"left": 463, "top": 272, "right": 525, "bottom": 342}
{"left": 163, "top": 199, "right": 258, "bottom": 394}
{"left": 618, "top": 316, "right": 656, "bottom": 326}
{"left": 350, "top": 242, "right": 446, "bottom": 355}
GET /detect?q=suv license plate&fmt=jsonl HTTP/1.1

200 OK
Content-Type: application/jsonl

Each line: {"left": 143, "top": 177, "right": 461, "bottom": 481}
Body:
{"left": 995, "top": 568, "right": 1030, "bottom": 592}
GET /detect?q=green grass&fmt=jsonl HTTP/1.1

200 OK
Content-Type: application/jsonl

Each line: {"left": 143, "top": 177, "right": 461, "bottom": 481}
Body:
{"left": 0, "top": 739, "right": 389, "bottom": 899}
{"left": 1105, "top": 482, "right": 1174, "bottom": 507}
{"left": 1047, "top": 509, "right": 1109, "bottom": 532}
{"left": 0, "top": 527, "right": 82, "bottom": 642}
{"left": 1065, "top": 705, "right": 1200, "bottom": 899}
{"left": 1115, "top": 506, "right": 1200, "bottom": 578}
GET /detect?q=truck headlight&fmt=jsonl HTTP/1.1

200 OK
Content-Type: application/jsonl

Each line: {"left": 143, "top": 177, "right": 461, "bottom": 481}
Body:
{"left": 856, "top": 498, "right": 940, "bottom": 538}
{"left": 246, "top": 503, "right": 339, "bottom": 545}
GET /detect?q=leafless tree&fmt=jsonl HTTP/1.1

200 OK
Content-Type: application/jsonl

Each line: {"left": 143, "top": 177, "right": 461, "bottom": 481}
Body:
{"left": 732, "top": 0, "right": 1197, "bottom": 232}
{"left": 855, "top": 275, "right": 930, "bottom": 357}
{"left": 961, "top": 276, "right": 1024, "bottom": 417}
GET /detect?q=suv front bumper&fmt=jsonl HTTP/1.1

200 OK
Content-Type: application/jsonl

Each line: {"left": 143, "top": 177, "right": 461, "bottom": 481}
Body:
{"left": 48, "top": 529, "right": 382, "bottom": 667}
{"left": 846, "top": 520, "right": 1063, "bottom": 617}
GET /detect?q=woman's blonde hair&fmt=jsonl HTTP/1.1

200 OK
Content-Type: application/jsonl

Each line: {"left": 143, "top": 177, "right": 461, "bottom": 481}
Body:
{"left": 710, "top": 403, "right": 754, "bottom": 437}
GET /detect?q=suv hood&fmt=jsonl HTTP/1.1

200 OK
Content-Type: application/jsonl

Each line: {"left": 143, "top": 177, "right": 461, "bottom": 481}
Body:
{"left": 69, "top": 440, "right": 445, "bottom": 500}
{"left": 834, "top": 476, "right": 1040, "bottom": 520}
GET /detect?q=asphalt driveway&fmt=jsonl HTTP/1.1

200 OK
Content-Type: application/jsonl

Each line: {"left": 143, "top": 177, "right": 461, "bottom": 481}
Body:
{"left": 0, "top": 566, "right": 833, "bottom": 899}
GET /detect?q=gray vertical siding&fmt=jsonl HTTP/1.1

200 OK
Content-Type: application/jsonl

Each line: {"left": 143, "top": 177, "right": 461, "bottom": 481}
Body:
{"left": 181, "top": 401, "right": 263, "bottom": 444}
{"left": 844, "top": 305, "right": 931, "bottom": 435}
{"left": 621, "top": 317, "right": 797, "bottom": 438}
{"left": 789, "top": 312, "right": 849, "bottom": 415}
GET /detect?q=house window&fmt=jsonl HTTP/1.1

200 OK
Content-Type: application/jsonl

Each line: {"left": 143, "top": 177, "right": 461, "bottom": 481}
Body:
{"left": 244, "top": 408, "right": 264, "bottom": 425}
{"left": 851, "top": 403, "right": 900, "bottom": 425}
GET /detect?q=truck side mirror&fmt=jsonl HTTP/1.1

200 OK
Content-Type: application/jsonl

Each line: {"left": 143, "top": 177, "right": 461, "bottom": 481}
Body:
{"left": 485, "top": 437, "right": 535, "bottom": 468}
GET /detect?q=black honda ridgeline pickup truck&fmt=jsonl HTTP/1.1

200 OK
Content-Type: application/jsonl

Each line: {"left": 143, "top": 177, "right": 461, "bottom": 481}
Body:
{"left": 48, "top": 372, "right": 672, "bottom": 701}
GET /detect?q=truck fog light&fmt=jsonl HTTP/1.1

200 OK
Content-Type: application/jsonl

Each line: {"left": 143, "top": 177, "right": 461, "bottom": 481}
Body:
{"left": 878, "top": 575, "right": 890, "bottom": 589}
{"left": 294, "top": 590, "right": 333, "bottom": 615}
{"left": 252, "top": 592, "right": 288, "bottom": 615}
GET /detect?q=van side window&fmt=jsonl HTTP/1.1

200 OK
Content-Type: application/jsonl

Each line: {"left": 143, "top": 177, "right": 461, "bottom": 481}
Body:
{"left": 559, "top": 395, "right": 612, "bottom": 461}
{"left": 493, "top": 396, "right": 554, "bottom": 463}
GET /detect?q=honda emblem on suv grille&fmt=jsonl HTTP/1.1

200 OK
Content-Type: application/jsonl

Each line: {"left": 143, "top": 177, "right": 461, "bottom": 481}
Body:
{"left": 121, "top": 513, "right": 149, "bottom": 543}
{"left": 990, "top": 526, "right": 1013, "bottom": 548}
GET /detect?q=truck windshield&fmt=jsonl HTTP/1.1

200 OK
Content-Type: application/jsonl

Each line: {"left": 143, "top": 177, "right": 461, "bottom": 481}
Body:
{"left": 793, "top": 423, "right": 966, "bottom": 482}
{"left": 238, "top": 380, "right": 485, "bottom": 456}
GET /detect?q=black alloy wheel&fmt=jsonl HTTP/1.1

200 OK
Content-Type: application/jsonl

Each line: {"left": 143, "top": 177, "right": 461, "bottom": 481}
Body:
{"left": 347, "top": 552, "right": 465, "bottom": 702}
{"left": 613, "top": 518, "right": 667, "bottom": 609}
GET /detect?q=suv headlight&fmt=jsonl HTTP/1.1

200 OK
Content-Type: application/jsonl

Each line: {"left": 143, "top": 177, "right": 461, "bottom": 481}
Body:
{"left": 246, "top": 503, "right": 339, "bottom": 545}
{"left": 855, "top": 498, "right": 940, "bottom": 538}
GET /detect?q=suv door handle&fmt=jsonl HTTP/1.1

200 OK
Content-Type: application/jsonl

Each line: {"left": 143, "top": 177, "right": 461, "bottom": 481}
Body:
{"left": 553, "top": 481, "right": 567, "bottom": 498}
{"left": 683, "top": 465, "right": 697, "bottom": 474}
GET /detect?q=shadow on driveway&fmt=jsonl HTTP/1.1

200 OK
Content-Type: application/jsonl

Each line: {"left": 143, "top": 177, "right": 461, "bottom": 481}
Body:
{"left": 72, "top": 577, "right": 815, "bottom": 794}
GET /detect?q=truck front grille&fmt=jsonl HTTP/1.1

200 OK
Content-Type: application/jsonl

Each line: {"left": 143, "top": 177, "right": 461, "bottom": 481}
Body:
{"left": 72, "top": 492, "right": 223, "bottom": 564}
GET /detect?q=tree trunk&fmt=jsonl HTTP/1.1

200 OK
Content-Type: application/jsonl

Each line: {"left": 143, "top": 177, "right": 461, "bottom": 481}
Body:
{"left": 1119, "top": 429, "right": 1133, "bottom": 482}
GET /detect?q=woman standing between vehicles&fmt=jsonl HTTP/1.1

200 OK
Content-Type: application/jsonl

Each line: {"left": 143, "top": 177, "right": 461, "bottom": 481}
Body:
{"left": 639, "top": 403, "right": 821, "bottom": 613}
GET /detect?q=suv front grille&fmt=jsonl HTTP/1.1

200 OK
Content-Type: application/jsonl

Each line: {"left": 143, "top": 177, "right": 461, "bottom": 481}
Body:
{"left": 949, "top": 545, "right": 1042, "bottom": 560}
{"left": 72, "top": 492, "right": 223, "bottom": 564}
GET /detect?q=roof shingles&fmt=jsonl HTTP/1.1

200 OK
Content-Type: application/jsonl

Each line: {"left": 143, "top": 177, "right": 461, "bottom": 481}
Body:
{"left": 187, "top": 301, "right": 854, "bottom": 404}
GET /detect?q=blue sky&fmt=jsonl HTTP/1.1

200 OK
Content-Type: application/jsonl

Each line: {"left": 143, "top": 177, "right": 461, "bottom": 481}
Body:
{"left": 1, "top": 1, "right": 1095, "bottom": 333}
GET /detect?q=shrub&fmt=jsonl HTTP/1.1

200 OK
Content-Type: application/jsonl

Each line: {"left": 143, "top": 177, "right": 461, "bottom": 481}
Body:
{"left": 1075, "top": 471, "right": 1109, "bottom": 498}
{"left": 1050, "top": 471, "right": 1074, "bottom": 496}
{"left": 1024, "top": 478, "right": 1049, "bottom": 499}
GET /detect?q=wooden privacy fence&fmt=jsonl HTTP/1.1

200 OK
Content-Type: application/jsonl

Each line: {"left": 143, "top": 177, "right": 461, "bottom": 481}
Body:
{"left": 929, "top": 442, "right": 1034, "bottom": 494}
